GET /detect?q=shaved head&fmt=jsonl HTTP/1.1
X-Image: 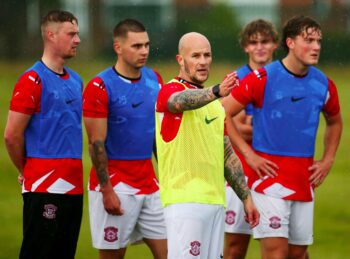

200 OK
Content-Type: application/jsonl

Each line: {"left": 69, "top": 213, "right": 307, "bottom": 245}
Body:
{"left": 178, "top": 32, "right": 211, "bottom": 55}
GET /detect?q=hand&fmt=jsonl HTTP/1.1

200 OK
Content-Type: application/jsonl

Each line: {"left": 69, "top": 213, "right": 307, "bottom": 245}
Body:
{"left": 101, "top": 186, "right": 125, "bottom": 216}
{"left": 244, "top": 150, "right": 278, "bottom": 179}
{"left": 219, "top": 72, "right": 239, "bottom": 97}
{"left": 18, "top": 174, "right": 24, "bottom": 185}
{"left": 308, "top": 159, "right": 333, "bottom": 187}
{"left": 243, "top": 195, "right": 260, "bottom": 228}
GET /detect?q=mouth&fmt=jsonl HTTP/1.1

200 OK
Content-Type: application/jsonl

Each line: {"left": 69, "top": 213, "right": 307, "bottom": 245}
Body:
{"left": 197, "top": 69, "right": 208, "bottom": 74}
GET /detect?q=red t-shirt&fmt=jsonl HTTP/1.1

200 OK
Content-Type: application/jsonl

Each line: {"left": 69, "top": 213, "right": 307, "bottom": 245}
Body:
{"left": 83, "top": 68, "right": 163, "bottom": 195}
{"left": 10, "top": 69, "right": 83, "bottom": 194}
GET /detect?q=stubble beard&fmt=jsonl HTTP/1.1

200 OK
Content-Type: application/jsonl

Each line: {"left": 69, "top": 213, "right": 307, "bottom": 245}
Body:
{"left": 183, "top": 59, "right": 207, "bottom": 85}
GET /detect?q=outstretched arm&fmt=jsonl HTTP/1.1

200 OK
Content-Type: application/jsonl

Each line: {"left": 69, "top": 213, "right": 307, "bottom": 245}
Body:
{"left": 84, "top": 117, "right": 124, "bottom": 216}
{"left": 309, "top": 113, "right": 342, "bottom": 187}
{"left": 167, "top": 72, "right": 237, "bottom": 113}
{"left": 224, "top": 136, "right": 259, "bottom": 228}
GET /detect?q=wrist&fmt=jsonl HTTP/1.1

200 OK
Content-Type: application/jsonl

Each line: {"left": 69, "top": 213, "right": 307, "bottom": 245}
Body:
{"left": 212, "top": 84, "right": 221, "bottom": 98}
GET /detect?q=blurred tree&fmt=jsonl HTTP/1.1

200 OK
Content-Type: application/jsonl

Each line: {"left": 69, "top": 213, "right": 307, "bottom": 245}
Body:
{"left": 0, "top": 0, "right": 61, "bottom": 60}
{"left": 88, "top": 0, "right": 108, "bottom": 58}
{"left": 175, "top": 2, "right": 242, "bottom": 61}
{"left": 0, "top": 0, "right": 27, "bottom": 59}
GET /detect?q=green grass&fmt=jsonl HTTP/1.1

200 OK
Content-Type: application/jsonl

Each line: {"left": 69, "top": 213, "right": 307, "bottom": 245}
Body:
{"left": 1, "top": 61, "right": 349, "bottom": 258}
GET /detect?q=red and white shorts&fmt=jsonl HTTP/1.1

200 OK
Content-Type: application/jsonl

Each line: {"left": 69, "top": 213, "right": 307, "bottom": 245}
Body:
{"left": 251, "top": 191, "right": 314, "bottom": 245}
{"left": 89, "top": 190, "right": 166, "bottom": 249}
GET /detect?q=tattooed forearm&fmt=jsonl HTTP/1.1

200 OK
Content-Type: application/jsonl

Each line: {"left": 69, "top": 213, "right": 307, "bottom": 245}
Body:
{"left": 167, "top": 87, "right": 216, "bottom": 113}
{"left": 91, "top": 140, "right": 109, "bottom": 186}
{"left": 224, "top": 136, "right": 250, "bottom": 201}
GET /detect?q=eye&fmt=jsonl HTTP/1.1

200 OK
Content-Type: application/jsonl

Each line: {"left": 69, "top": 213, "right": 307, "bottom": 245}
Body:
{"left": 249, "top": 40, "right": 258, "bottom": 45}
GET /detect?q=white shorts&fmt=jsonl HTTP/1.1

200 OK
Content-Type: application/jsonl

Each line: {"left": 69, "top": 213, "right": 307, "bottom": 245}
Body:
{"left": 89, "top": 190, "right": 166, "bottom": 249}
{"left": 225, "top": 186, "right": 252, "bottom": 235}
{"left": 251, "top": 191, "right": 314, "bottom": 245}
{"left": 164, "top": 203, "right": 225, "bottom": 259}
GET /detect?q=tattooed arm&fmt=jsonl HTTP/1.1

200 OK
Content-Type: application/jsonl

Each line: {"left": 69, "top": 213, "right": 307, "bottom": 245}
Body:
{"left": 224, "top": 136, "right": 260, "bottom": 227}
{"left": 224, "top": 136, "right": 250, "bottom": 201}
{"left": 84, "top": 117, "right": 124, "bottom": 216}
{"left": 167, "top": 72, "right": 238, "bottom": 113}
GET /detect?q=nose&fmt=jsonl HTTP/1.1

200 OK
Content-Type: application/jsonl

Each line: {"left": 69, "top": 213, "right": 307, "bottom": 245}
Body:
{"left": 314, "top": 41, "right": 321, "bottom": 51}
{"left": 74, "top": 34, "right": 81, "bottom": 45}
{"left": 141, "top": 45, "right": 149, "bottom": 56}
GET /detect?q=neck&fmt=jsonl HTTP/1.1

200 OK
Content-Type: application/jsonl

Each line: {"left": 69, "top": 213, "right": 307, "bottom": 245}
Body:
{"left": 42, "top": 51, "right": 65, "bottom": 74}
{"left": 249, "top": 58, "right": 272, "bottom": 70}
{"left": 115, "top": 61, "right": 141, "bottom": 78}
{"left": 282, "top": 55, "right": 309, "bottom": 76}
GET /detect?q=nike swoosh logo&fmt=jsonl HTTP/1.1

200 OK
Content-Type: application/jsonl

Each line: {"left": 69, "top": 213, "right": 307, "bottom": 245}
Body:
{"left": 205, "top": 116, "right": 218, "bottom": 124}
{"left": 65, "top": 99, "right": 76, "bottom": 104}
{"left": 132, "top": 101, "right": 144, "bottom": 108}
{"left": 291, "top": 96, "right": 305, "bottom": 102}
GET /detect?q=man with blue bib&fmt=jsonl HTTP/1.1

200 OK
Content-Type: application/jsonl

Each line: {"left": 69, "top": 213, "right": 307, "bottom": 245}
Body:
{"left": 83, "top": 19, "right": 167, "bottom": 259}
{"left": 224, "top": 19, "right": 278, "bottom": 259}
{"left": 223, "top": 15, "right": 342, "bottom": 259}
{"left": 4, "top": 10, "right": 83, "bottom": 259}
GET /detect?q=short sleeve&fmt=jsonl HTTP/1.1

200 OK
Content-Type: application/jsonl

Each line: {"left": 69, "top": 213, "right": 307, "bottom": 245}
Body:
{"left": 10, "top": 70, "right": 42, "bottom": 115}
{"left": 83, "top": 77, "right": 109, "bottom": 118}
{"left": 156, "top": 81, "right": 185, "bottom": 112}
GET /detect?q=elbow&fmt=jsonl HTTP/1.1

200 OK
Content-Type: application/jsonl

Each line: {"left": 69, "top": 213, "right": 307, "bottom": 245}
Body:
{"left": 4, "top": 130, "right": 21, "bottom": 148}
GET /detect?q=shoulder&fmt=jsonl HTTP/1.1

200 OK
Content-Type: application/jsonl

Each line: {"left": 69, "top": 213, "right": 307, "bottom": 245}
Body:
{"left": 18, "top": 70, "right": 41, "bottom": 85}
{"left": 85, "top": 76, "right": 106, "bottom": 92}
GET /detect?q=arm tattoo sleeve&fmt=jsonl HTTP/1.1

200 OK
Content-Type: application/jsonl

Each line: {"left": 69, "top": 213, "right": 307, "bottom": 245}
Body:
{"left": 224, "top": 136, "right": 250, "bottom": 201}
{"left": 167, "top": 87, "right": 216, "bottom": 113}
{"left": 91, "top": 140, "right": 109, "bottom": 186}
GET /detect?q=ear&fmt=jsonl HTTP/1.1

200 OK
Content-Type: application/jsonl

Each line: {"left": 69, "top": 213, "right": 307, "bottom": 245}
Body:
{"left": 243, "top": 45, "right": 249, "bottom": 54}
{"left": 286, "top": 37, "right": 294, "bottom": 50}
{"left": 176, "top": 54, "right": 183, "bottom": 67}
{"left": 113, "top": 40, "right": 122, "bottom": 55}
{"left": 272, "top": 42, "right": 278, "bottom": 51}
{"left": 45, "top": 29, "right": 55, "bottom": 42}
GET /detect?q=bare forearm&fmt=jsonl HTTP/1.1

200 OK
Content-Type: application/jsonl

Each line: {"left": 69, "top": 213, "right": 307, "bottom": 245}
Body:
{"left": 167, "top": 87, "right": 216, "bottom": 113}
{"left": 224, "top": 136, "right": 250, "bottom": 201}
{"left": 322, "top": 116, "right": 342, "bottom": 163}
{"left": 5, "top": 137, "right": 26, "bottom": 174}
{"left": 91, "top": 140, "right": 110, "bottom": 187}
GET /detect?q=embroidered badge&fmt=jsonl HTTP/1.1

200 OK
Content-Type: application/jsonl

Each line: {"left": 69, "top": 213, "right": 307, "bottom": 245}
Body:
{"left": 190, "top": 241, "right": 201, "bottom": 256}
{"left": 43, "top": 204, "right": 57, "bottom": 219}
{"left": 269, "top": 216, "right": 281, "bottom": 229}
{"left": 225, "top": 210, "right": 236, "bottom": 225}
{"left": 104, "top": 227, "right": 118, "bottom": 242}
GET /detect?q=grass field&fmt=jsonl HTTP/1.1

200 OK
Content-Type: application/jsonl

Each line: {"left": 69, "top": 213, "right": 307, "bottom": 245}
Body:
{"left": 0, "top": 60, "right": 349, "bottom": 259}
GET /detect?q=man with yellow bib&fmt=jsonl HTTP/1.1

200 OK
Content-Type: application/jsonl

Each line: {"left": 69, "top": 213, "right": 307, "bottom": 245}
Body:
{"left": 155, "top": 32, "right": 264, "bottom": 259}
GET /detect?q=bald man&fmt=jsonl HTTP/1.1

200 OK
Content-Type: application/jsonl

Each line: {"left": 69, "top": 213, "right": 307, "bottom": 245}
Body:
{"left": 155, "top": 32, "right": 260, "bottom": 259}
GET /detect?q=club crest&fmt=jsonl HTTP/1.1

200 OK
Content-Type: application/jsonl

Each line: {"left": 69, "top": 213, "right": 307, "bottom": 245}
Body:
{"left": 225, "top": 210, "right": 236, "bottom": 225}
{"left": 43, "top": 204, "right": 57, "bottom": 219}
{"left": 104, "top": 227, "right": 118, "bottom": 242}
{"left": 269, "top": 216, "right": 281, "bottom": 229}
{"left": 189, "top": 240, "right": 201, "bottom": 256}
